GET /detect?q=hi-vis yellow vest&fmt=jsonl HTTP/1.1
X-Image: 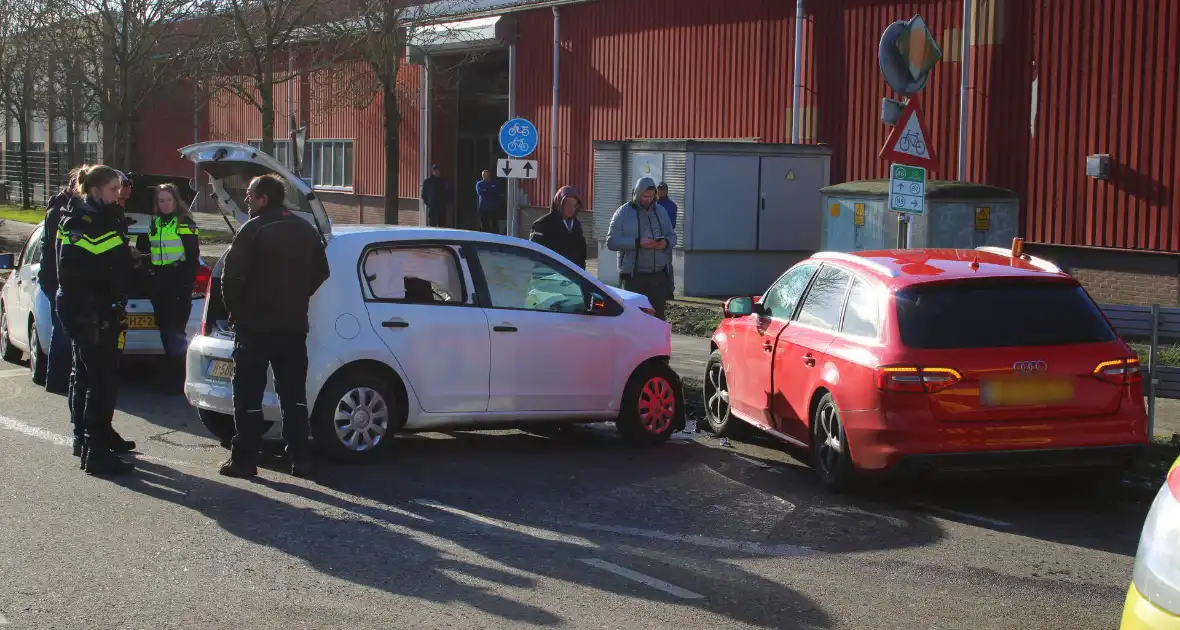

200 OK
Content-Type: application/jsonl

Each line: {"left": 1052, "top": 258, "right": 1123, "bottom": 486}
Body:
{"left": 150, "top": 216, "right": 197, "bottom": 266}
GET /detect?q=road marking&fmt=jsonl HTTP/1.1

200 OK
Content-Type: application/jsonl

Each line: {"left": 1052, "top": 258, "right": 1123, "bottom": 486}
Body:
{"left": 908, "top": 502, "right": 1012, "bottom": 528}
{"left": 413, "top": 499, "right": 597, "bottom": 548}
{"left": 0, "top": 414, "right": 196, "bottom": 469}
{"left": 562, "top": 521, "right": 814, "bottom": 557}
{"left": 0, "top": 369, "right": 27, "bottom": 378}
{"left": 579, "top": 558, "right": 704, "bottom": 600}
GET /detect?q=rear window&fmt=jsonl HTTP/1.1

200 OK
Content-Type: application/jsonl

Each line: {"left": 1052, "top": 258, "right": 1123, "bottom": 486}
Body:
{"left": 895, "top": 279, "right": 1117, "bottom": 349}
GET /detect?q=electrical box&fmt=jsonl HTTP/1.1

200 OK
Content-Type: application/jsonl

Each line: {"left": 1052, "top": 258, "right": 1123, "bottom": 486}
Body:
{"left": 1086, "top": 154, "right": 1112, "bottom": 180}
{"left": 821, "top": 180, "right": 1020, "bottom": 252}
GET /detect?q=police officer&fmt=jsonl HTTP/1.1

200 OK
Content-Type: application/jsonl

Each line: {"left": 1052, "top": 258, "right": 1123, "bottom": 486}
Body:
{"left": 135, "top": 183, "right": 199, "bottom": 393}
{"left": 218, "top": 174, "right": 329, "bottom": 479}
{"left": 40, "top": 167, "right": 85, "bottom": 394}
{"left": 56, "top": 165, "right": 136, "bottom": 475}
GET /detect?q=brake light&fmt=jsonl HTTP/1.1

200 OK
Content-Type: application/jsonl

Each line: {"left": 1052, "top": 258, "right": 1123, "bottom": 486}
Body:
{"left": 640, "top": 307, "right": 658, "bottom": 317}
{"left": 874, "top": 365, "right": 963, "bottom": 394}
{"left": 198, "top": 266, "right": 212, "bottom": 335}
{"left": 1093, "top": 357, "right": 1141, "bottom": 385}
{"left": 192, "top": 265, "right": 211, "bottom": 300}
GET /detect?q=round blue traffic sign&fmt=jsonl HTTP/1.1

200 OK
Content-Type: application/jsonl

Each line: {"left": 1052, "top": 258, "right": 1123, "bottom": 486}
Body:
{"left": 499, "top": 117, "right": 538, "bottom": 159}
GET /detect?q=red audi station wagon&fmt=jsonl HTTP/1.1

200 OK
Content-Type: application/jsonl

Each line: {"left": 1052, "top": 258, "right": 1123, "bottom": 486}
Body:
{"left": 705, "top": 244, "right": 1149, "bottom": 491}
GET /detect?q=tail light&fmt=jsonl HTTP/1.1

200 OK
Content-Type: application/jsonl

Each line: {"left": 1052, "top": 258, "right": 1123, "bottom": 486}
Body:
{"left": 640, "top": 307, "right": 658, "bottom": 317}
{"left": 192, "top": 265, "right": 211, "bottom": 300}
{"left": 198, "top": 266, "right": 212, "bottom": 335}
{"left": 875, "top": 365, "right": 963, "bottom": 394}
{"left": 1093, "top": 357, "right": 1142, "bottom": 385}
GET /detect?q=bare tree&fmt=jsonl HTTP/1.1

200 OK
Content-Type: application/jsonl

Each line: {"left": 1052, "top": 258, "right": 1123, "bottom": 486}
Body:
{"left": 194, "top": 0, "right": 342, "bottom": 158}
{"left": 0, "top": 0, "right": 51, "bottom": 208}
{"left": 58, "top": 0, "right": 200, "bottom": 170}
{"left": 318, "top": 0, "right": 476, "bottom": 222}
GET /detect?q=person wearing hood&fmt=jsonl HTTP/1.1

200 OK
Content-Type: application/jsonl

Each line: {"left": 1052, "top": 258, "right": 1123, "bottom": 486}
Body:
{"left": 529, "top": 186, "right": 587, "bottom": 269}
{"left": 607, "top": 177, "right": 677, "bottom": 319}
{"left": 56, "top": 164, "right": 138, "bottom": 475}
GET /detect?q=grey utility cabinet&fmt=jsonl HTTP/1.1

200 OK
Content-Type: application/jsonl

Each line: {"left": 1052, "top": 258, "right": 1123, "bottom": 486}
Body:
{"left": 820, "top": 180, "right": 1020, "bottom": 252}
{"left": 592, "top": 140, "right": 832, "bottom": 297}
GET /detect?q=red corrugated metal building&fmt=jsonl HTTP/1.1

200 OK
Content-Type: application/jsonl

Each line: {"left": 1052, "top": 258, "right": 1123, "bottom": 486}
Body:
{"left": 143, "top": 0, "right": 1180, "bottom": 304}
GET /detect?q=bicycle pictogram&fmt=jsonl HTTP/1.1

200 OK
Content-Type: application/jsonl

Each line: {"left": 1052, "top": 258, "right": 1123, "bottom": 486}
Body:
{"left": 507, "top": 138, "right": 529, "bottom": 153}
{"left": 898, "top": 131, "right": 926, "bottom": 155}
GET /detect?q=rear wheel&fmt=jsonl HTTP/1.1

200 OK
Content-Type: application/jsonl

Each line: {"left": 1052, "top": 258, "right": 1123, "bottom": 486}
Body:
{"left": 311, "top": 370, "right": 402, "bottom": 462}
{"left": 812, "top": 392, "right": 857, "bottom": 492}
{"left": 0, "top": 303, "right": 18, "bottom": 364}
{"left": 198, "top": 409, "right": 236, "bottom": 448}
{"left": 27, "top": 320, "right": 46, "bottom": 386}
{"left": 616, "top": 362, "right": 683, "bottom": 447}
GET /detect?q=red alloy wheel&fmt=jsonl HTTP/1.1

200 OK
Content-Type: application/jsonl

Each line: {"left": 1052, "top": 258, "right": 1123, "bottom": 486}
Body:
{"left": 638, "top": 376, "right": 676, "bottom": 434}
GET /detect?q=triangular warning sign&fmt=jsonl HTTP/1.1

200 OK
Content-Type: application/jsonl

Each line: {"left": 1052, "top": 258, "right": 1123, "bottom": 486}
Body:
{"left": 786, "top": 170, "right": 795, "bottom": 181}
{"left": 879, "top": 96, "right": 938, "bottom": 170}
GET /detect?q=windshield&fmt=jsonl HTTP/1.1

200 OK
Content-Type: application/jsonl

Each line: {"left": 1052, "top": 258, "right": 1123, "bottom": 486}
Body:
{"left": 895, "top": 279, "right": 1117, "bottom": 349}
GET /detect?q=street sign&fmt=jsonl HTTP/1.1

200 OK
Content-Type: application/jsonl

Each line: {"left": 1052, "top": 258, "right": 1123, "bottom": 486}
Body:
{"left": 498, "top": 117, "right": 538, "bottom": 159}
{"left": 879, "top": 97, "right": 938, "bottom": 169}
{"left": 497, "top": 158, "right": 538, "bottom": 180}
{"left": 878, "top": 14, "right": 942, "bottom": 97}
{"left": 888, "top": 164, "right": 926, "bottom": 215}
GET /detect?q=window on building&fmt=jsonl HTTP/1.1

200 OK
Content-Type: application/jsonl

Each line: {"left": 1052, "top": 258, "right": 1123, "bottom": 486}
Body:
{"left": 307, "top": 140, "right": 353, "bottom": 189}
{"left": 247, "top": 139, "right": 291, "bottom": 169}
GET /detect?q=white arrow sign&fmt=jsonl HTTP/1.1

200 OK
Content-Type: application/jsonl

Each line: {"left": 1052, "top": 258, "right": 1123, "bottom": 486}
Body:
{"left": 497, "top": 158, "right": 538, "bottom": 180}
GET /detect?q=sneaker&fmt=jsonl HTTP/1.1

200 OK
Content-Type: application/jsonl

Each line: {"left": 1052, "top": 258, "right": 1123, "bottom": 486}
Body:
{"left": 218, "top": 458, "right": 257, "bottom": 478}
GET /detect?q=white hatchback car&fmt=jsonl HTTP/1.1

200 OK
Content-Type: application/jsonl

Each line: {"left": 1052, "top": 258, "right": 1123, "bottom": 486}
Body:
{"left": 180, "top": 141, "right": 683, "bottom": 460}
{"left": 0, "top": 219, "right": 209, "bottom": 384}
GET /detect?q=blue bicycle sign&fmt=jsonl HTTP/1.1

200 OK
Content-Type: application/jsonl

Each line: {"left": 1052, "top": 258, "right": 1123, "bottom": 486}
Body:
{"left": 499, "top": 117, "right": 539, "bottom": 158}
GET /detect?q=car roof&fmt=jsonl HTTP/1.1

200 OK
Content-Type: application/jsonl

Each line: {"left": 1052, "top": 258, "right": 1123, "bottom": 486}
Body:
{"left": 809, "top": 248, "right": 1073, "bottom": 288}
{"left": 327, "top": 225, "right": 548, "bottom": 249}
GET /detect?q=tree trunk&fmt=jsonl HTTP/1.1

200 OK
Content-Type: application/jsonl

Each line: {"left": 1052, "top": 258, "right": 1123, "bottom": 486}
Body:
{"left": 17, "top": 119, "right": 30, "bottom": 210}
{"left": 65, "top": 110, "right": 76, "bottom": 171}
{"left": 260, "top": 62, "right": 276, "bottom": 156}
{"left": 382, "top": 83, "right": 401, "bottom": 224}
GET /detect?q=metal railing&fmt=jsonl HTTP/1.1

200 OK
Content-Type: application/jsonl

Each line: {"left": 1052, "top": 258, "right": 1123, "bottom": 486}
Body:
{"left": 1, "top": 145, "right": 98, "bottom": 208}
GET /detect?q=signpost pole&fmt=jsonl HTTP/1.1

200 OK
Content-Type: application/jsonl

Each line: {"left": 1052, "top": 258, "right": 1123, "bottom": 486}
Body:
{"left": 507, "top": 42, "right": 517, "bottom": 237}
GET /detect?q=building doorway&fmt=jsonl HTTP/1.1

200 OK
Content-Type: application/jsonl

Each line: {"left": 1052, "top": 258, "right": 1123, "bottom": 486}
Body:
{"left": 452, "top": 49, "right": 509, "bottom": 231}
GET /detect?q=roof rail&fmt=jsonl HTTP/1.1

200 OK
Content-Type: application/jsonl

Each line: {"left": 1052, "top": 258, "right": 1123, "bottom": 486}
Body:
{"left": 973, "top": 245, "right": 1062, "bottom": 274}
{"left": 813, "top": 251, "right": 898, "bottom": 277}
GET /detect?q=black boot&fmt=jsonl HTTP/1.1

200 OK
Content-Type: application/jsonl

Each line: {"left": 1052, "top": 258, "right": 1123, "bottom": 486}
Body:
{"left": 218, "top": 457, "right": 258, "bottom": 478}
{"left": 72, "top": 437, "right": 82, "bottom": 458}
{"left": 82, "top": 436, "right": 134, "bottom": 476}
{"left": 108, "top": 428, "right": 136, "bottom": 453}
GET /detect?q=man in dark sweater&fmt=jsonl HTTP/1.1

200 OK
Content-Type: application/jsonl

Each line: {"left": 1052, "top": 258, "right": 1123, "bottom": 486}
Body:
{"left": 529, "top": 186, "right": 587, "bottom": 269}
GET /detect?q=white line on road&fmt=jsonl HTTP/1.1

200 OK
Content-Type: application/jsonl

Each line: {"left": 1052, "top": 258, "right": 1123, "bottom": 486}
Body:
{"left": 413, "top": 499, "right": 598, "bottom": 548}
{"left": 579, "top": 558, "right": 704, "bottom": 600}
{"left": 908, "top": 502, "right": 1012, "bottom": 528}
{"left": 563, "top": 521, "right": 814, "bottom": 558}
{"left": 0, "top": 414, "right": 196, "bottom": 470}
{"left": 0, "top": 369, "right": 27, "bottom": 378}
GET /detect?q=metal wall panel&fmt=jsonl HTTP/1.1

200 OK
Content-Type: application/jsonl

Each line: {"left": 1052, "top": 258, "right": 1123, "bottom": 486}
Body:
{"left": 208, "top": 78, "right": 300, "bottom": 151}
{"left": 591, "top": 147, "right": 624, "bottom": 240}
{"left": 134, "top": 80, "right": 207, "bottom": 176}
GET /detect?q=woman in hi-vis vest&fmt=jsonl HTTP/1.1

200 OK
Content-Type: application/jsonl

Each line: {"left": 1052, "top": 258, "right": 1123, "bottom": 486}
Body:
{"left": 135, "top": 183, "right": 200, "bottom": 393}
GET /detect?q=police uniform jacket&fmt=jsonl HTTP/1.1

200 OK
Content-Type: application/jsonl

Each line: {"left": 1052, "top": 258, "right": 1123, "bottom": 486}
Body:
{"left": 55, "top": 195, "right": 134, "bottom": 334}
{"left": 39, "top": 189, "right": 73, "bottom": 295}
{"left": 135, "top": 214, "right": 200, "bottom": 298}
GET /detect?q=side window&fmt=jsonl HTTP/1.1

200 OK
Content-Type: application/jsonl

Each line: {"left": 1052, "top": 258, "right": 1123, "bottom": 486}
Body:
{"left": 361, "top": 246, "right": 467, "bottom": 304}
{"left": 841, "top": 277, "right": 880, "bottom": 338}
{"left": 796, "top": 265, "right": 852, "bottom": 331}
{"left": 475, "top": 246, "right": 587, "bottom": 314}
{"left": 761, "top": 263, "right": 818, "bottom": 320}
{"left": 25, "top": 228, "right": 43, "bottom": 265}
{"left": 16, "top": 230, "right": 37, "bottom": 267}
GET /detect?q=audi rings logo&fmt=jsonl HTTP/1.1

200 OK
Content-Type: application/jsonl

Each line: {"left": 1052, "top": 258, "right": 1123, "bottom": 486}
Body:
{"left": 1013, "top": 360, "right": 1048, "bottom": 374}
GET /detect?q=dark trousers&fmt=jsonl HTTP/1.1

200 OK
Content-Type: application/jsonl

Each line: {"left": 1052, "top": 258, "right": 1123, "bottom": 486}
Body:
{"left": 45, "top": 292, "right": 72, "bottom": 392}
{"left": 621, "top": 271, "right": 671, "bottom": 320}
{"left": 230, "top": 331, "right": 311, "bottom": 464}
{"left": 427, "top": 206, "right": 445, "bottom": 227}
{"left": 68, "top": 327, "right": 122, "bottom": 448}
{"left": 479, "top": 212, "right": 499, "bottom": 233}
{"left": 152, "top": 294, "right": 192, "bottom": 357}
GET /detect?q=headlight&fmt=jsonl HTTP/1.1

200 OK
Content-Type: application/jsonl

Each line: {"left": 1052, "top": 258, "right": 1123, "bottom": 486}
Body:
{"left": 1132, "top": 466, "right": 1180, "bottom": 615}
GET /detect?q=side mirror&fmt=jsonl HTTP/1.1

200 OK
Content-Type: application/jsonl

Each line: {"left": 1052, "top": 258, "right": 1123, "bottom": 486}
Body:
{"left": 724, "top": 296, "right": 754, "bottom": 317}
{"left": 587, "top": 292, "right": 608, "bottom": 314}
{"left": 0, "top": 253, "right": 13, "bottom": 270}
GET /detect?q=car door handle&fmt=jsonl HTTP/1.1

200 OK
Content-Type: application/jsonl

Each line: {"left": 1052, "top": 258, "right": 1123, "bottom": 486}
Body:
{"left": 493, "top": 325, "right": 518, "bottom": 333}
{"left": 803, "top": 354, "right": 816, "bottom": 367}
{"left": 382, "top": 319, "right": 409, "bottom": 328}
{"left": 763, "top": 341, "right": 773, "bottom": 353}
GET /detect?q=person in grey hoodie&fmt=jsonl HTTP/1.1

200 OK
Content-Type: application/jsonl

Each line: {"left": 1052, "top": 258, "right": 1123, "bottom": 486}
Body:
{"left": 607, "top": 176, "right": 676, "bottom": 319}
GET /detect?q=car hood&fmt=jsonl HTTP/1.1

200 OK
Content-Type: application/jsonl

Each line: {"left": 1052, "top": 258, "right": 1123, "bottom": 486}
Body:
{"left": 178, "top": 141, "right": 331, "bottom": 238}
{"left": 606, "top": 284, "right": 653, "bottom": 310}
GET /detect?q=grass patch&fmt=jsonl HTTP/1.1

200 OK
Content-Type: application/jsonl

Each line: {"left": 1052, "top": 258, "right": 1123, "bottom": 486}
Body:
{"left": 199, "top": 231, "right": 235, "bottom": 246}
{"left": 0, "top": 204, "right": 45, "bottom": 224}
{"left": 666, "top": 302, "right": 723, "bottom": 338}
{"left": 1128, "top": 342, "right": 1180, "bottom": 368}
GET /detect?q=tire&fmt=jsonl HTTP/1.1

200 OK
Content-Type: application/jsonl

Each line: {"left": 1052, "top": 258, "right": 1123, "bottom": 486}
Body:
{"left": 703, "top": 350, "right": 740, "bottom": 436}
{"left": 0, "top": 303, "right": 19, "bottom": 364}
{"left": 311, "top": 370, "right": 402, "bottom": 462}
{"left": 811, "top": 392, "right": 857, "bottom": 492}
{"left": 198, "top": 409, "right": 236, "bottom": 448}
{"left": 28, "top": 319, "right": 46, "bottom": 386}
{"left": 616, "top": 362, "right": 684, "bottom": 447}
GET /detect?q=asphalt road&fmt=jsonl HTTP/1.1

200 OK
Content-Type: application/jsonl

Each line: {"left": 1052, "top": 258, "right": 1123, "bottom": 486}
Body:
{"left": 0, "top": 349, "right": 1154, "bottom": 629}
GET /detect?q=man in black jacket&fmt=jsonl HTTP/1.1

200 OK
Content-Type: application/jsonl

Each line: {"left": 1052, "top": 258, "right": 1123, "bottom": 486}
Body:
{"left": 218, "top": 174, "right": 330, "bottom": 479}
{"left": 529, "top": 185, "right": 587, "bottom": 269}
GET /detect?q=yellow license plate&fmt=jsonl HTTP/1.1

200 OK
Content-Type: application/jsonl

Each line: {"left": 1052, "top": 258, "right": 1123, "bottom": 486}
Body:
{"left": 981, "top": 378, "right": 1076, "bottom": 407}
{"left": 127, "top": 314, "right": 156, "bottom": 329}
{"left": 209, "top": 359, "right": 234, "bottom": 380}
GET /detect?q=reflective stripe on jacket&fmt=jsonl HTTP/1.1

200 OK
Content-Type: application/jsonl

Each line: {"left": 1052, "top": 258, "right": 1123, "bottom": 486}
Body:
{"left": 150, "top": 216, "right": 198, "bottom": 266}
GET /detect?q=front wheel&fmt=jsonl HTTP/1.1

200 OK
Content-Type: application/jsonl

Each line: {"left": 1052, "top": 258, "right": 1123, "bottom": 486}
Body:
{"left": 811, "top": 392, "right": 857, "bottom": 492}
{"left": 616, "top": 362, "right": 683, "bottom": 447}
{"left": 28, "top": 320, "right": 46, "bottom": 386}
{"left": 703, "top": 350, "right": 740, "bottom": 436}
{"left": 0, "top": 304, "right": 18, "bottom": 364}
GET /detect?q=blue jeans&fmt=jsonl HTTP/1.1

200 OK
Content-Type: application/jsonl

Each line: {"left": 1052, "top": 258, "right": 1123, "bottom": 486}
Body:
{"left": 45, "top": 292, "right": 72, "bottom": 392}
